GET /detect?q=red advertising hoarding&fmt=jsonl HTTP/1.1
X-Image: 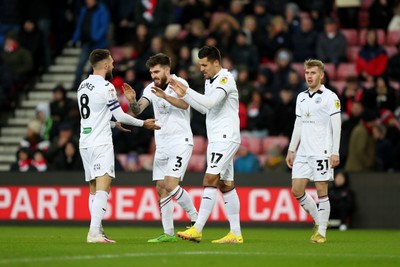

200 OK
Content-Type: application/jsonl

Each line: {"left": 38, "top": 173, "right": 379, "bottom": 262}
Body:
{"left": 0, "top": 186, "right": 316, "bottom": 222}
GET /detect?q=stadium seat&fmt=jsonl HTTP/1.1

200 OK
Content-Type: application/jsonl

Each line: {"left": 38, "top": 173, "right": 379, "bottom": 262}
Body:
{"left": 341, "top": 29, "right": 359, "bottom": 46}
{"left": 291, "top": 63, "right": 305, "bottom": 78}
{"left": 336, "top": 63, "right": 357, "bottom": 81}
{"left": 261, "top": 136, "right": 289, "bottom": 155}
{"left": 358, "top": 10, "right": 369, "bottom": 28}
{"left": 242, "top": 136, "right": 262, "bottom": 155}
{"left": 187, "top": 154, "right": 206, "bottom": 172}
{"left": 359, "top": 29, "right": 386, "bottom": 46}
{"left": 193, "top": 135, "right": 207, "bottom": 155}
{"left": 386, "top": 30, "right": 400, "bottom": 46}
{"left": 110, "top": 46, "right": 126, "bottom": 62}
{"left": 324, "top": 63, "right": 336, "bottom": 81}
{"left": 347, "top": 46, "right": 360, "bottom": 63}
{"left": 384, "top": 46, "right": 398, "bottom": 58}
{"left": 330, "top": 80, "right": 346, "bottom": 96}
{"left": 138, "top": 154, "right": 154, "bottom": 171}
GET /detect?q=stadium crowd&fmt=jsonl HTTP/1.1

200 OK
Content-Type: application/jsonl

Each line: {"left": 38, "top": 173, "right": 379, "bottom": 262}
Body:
{"left": 2, "top": 0, "right": 400, "bottom": 173}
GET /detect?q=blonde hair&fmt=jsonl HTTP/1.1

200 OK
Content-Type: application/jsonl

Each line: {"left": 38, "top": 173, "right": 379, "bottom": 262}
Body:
{"left": 304, "top": 59, "right": 324, "bottom": 73}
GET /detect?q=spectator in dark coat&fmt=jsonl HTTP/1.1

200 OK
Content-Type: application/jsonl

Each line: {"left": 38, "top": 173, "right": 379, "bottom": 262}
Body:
{"left": 386, "top": 43, "right": 400, "bottom": 83}
{"left": 292, "top": 15, "right": 318, "bottom": 62}
{"left": 230, "top": 31, "right": 259, "bottom": 79}
{"left": 52, "top": 141, "right": 83, "bottom": 170}
{"left": 368, "top": 0, "right": 394, "bottom": 30}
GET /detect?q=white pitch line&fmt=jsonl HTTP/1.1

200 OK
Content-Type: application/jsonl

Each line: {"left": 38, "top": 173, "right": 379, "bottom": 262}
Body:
{"left": 0, "top": 251, "right": 399, "bottom": 264}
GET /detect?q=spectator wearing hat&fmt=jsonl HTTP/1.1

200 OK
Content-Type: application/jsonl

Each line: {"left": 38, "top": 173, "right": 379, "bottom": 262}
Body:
{"left": 316, "top": 18, "right": 347, "bottom": 66}
{"left": 269, "top": 49, "right": 295, "bottom": 103}
{"left": 345, "top": 110, "right": 378, "bottom": 172}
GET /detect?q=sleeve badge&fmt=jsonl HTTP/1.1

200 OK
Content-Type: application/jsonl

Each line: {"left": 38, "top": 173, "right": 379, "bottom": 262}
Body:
{"left": 335, "top": 100, "right": 341, "bottom": 109}
{"left": 219, "top": 77, "right": 228, "bottom": 85}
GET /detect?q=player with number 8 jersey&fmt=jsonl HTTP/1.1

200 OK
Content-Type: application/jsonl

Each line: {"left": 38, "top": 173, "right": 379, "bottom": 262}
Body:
{"left": 78, "top": 49, "right": 160, "bottom": 244}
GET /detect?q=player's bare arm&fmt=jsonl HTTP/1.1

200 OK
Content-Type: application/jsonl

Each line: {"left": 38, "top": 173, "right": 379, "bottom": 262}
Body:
{"left": 170, "top": 79, "right": 188, "bottom": 97}
{"left": 143, "top": 118, "right": 161, "bottom": 130}
{"left": 285, "top": 150, "right": 295, "bottom": 169}
{"left": 151, "top": 86, "right": 189, "bottom": 109}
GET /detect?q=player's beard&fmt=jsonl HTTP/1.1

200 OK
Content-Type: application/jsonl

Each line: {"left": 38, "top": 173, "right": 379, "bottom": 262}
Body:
{"left": 154, "top": 75, "right": 167, "bottom": 88}
{"left": 105, "top": 69, "right": 113, "bottom": 81}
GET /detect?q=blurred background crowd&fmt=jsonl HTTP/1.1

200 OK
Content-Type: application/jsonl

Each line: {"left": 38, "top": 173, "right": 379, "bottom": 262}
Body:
{"left": 1, "top": 0, "right": 400, "bottom": 174}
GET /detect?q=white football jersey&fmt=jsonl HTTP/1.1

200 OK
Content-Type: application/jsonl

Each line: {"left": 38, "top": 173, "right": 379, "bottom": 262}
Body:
{"left": 295, "top": 85, "right": 341, "bottom": 156}
{"left": 142, "top": 74, "right": 193, "bottom": 147}
{"left": 204, "top": 68, "right": 241, "bottom": 143}
{"left": 77, "top": 75, "right": 119, "bottom": 148}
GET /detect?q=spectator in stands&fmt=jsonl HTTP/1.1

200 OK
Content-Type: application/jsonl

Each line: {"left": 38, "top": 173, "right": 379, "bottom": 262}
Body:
{"left": 112, "top": 44, "right": 135, "bottom": 77}
{"left": 253, "top": 1, "right": 271, "bottom": 39}
{"left": 71, "top": 0, "right": 110, "bottom": 90}
{"left": 132, "top": 22, "right": 151, "bottom": 58}
{"left": 335, "top": 0, "right": 361, "bottom": 29}
{"left": 177, "top": 0, "right": 207, "bottom": 26}
{"left": 111, "top": 0, "right": 135, "bottom": 45}
{"left": 209, "top": 14, "right": 240, "bottom": 56}
{"left": 30, "top": 149, "right": 48, "bottom": 172}
{"left": 234, "top": 140, "right": 260, "bottom": 173}
{"left": 379, "top": 109, "right": 400, "bottom": 154}
{"left": 230, "top": 31, "right": 259, "bottom": 79}
{"left": 52, "top": 140, "right": 83, "bottom": 170}
{"left": 386, "top": 43, "right": 400, "bottom": 83}
{"left": 20, "top": 120, "right": 49, "bottom": 153}
{"left": 316, "top": 18, "right": 347, "bottom": 66}
{"left": 0, "top": 0, "right": 22, "bottom": 46}
{"left": 242, "top": 15, "right": 262, "bottom": 48}
{"left": 263, "top": 144, "right": 287, "bottom": 172}
{"left": 261, "top": 16, "right": 292, "bottom": 62}
{"left": 46, "top": 121, "right": 78, "bottom": 162}
{"left": 285, "top": 2, "right": 301, "bottom": 35}
{"left": 373, "top": 76, "right": 397, "bottom": 112}
{"left": 135, "top": 35, "right": 164, "bottom": 80}
{"left": 35, "top": 102, "right": 52, "bottom": 141}
{"left": 236, "top": 66, "right": 257, "bottom": 105}
{"left": 356, "top": 29, "right": 388, "bottom": 82}
{"left": 285, "top": 69, "right": 307, "bottom": 96}
{"left": 292, "top": 15, "right": 318, "bottom": 62}
{"left": 244, "top": 90, "right": 274, "bottom": 138}
{"left": 10, "top": 147, "right": 33, "bottom": 172}
{"left": 345, "top": 110, "right": 377, "bottom": 172}
{"left": 256, "top": 67, "right": 274, "bottom": 105}
{"left": 372, "top": 123, "right": 394, "bottom": 171}
{"left": 22, "top": 0, "right": 52, "bottom": 72}
{"left": 228, "top": 0, "right": 246, "bottom": 25}
{"left": 134, "top": 0, "right": 175, "bottom": 36}
{"left": 185, "top": 19, "right": 206, "bottom": 51}
{"left": 369, "top": 0, "right": 394, "bottom": 30}
{"left": 329, "top": 170, "right": 356, "bottom": 231}
{"left": 124, "top": 68, "right": 144, "bottom": 101}
{"left": 269, "top": 49, "right": 295, "bottom": 102}
{"left": 273, "top": 87, "right": 296, "bottom": 138}
{"left": 340, "top": 101, "right": 364, "bottom": 169}
{"left": 18, "top": 20, "right": 46, "bottom": 75}
{"left": 49, "top": 84, "right": 77, "bottom": 139}
{"left": 388, "top": 1, "right": 400, "bottom": 31}
{"left": 1, "top": 32, "right": 33, "bottom": 89}
{"left": 175, "top": 45, "right": 192, "bottom": 74}
{"left": 340, "top": 76, "right": 363, "bottom": 119}
{"left": 238, "top": 101, "right": 248, "bottom": 131}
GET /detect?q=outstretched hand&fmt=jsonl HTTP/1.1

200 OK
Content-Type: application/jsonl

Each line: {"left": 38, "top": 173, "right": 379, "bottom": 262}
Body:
{"left": 169, "top": 79, "right": 188, "bottom": 97}
{"left": 143, "top": 118, "right": 161, "bottom": 130}
{"left": 151, "top": 86, "right": 166, "bottom": 99}
{"left": 122, "top": 83, "right": 137, "bottom": 102}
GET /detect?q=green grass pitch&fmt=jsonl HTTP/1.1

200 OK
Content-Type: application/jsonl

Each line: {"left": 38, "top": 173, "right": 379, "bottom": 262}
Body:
{"left": 0, "top": 226, "right": 399, "bottom": 267}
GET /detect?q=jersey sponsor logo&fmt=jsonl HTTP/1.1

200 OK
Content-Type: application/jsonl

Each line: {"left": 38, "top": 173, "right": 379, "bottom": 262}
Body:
{"left": 335, "top": 100, "right": 340, "bottom": 109}
{"left": 82, "top": 127, "right": 92, "bottom": 134}
{"left": 219, "top": 77, "right": 228, "bottom": 85}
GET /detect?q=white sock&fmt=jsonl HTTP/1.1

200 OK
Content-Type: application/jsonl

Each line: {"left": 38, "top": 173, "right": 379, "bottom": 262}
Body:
{"left": 89, "top": 191, "right": 108, "bottom": 235}
{"left": 170, "top": 186, "right": 198, "bottom": 223}
{"left": 318, "top": 196, "right": 330, "bottom": 237}
{"left": 296, "top": 192, "right": 319, "bottom": 224}
{"left": 223, "top": 189, "right": 241, "bottom": 236}
{"left": 194, "top": 187, "right": 217, "bottom": 233}
{"left": 160, "top": 195, "right": 174, "bottom": 236}
{"left": 88, "top": 194, "right": 95, "bottom": 214}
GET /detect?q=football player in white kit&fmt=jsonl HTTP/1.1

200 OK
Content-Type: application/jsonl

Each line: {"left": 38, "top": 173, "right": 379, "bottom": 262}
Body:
{"left": 170, "top": 46, "right": 243, "bottom": 244}
{"left": 122, "top": 53, "right": 198, "bottom": 243}
{"left": 285, "top": 59, "right": 341, "bottom": 244}
{"left": 78, "top": 49, "right": 160, "bottom": 243}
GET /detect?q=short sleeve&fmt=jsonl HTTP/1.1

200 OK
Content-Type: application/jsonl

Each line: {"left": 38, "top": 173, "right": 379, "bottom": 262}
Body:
{"left": 215, "top": 75, "right": 234, "bottom": 95}
{"left": 142, "top": 85, "right": 153, "bottom": 103}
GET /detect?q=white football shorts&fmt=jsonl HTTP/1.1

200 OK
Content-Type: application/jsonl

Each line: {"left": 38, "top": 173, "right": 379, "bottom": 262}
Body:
{"left": 292, "top": 155, "right": 334, "bottom": 182}
{"left": 80, "top": 144, "right": 115, "bottom": 182}
{"left": 152, "top": 144, "right": 193, "bottom": 181}
{"left": 205, "top": 141, "right": 240, "bottom": 181}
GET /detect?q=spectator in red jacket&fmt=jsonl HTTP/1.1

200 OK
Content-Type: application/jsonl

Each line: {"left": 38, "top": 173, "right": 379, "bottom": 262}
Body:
{"left": 356, "top": 29, "right": 388, "bottom": 82}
